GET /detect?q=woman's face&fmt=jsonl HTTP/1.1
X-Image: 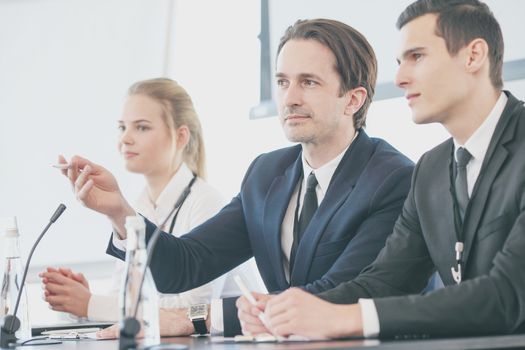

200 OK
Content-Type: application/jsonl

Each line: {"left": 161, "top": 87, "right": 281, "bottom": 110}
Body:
{"left": 117, "top": 94, "right": 176, "bottom": 175}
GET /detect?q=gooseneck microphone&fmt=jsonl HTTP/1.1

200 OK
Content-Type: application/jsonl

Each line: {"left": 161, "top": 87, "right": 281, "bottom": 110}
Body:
{"left": 0, "top": 204, "right": 66, "bottom": 349}
{"left": 119, "top": 202, "right": 188, "bottom": 350}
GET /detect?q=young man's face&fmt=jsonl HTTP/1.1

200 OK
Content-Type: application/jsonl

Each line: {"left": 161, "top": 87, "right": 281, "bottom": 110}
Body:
{"left": 396, "top": 14, "right": 471, "bottom": 125}
{"left": 275, "top": 39, "right": 354, "bottom": 146}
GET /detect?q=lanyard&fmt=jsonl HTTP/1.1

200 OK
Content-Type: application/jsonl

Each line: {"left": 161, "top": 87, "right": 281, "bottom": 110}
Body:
{"left": 449, "top": 151, "right": 466, "bottom": 284}
{"left": 167, "top": 174, "right": 197, "bottom": 234}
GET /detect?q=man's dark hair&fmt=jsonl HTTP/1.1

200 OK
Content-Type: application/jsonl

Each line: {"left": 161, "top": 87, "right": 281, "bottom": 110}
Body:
{"left": 397, "top": 0, "right": 504, "bottom": 89}
{"left": 277, "top": 19, "right": 377, "bottom": 130}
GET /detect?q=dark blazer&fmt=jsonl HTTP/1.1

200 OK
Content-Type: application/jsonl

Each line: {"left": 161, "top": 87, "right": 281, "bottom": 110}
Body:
{"left": 319, "top": 92, "right": 525, "bottom": 338}
{"left": 108, "top": 130, "right": 413, "bottom": 336}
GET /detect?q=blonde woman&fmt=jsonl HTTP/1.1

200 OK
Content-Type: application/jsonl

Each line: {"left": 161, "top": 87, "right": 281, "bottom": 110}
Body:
{"left": 40, "top": 78, "right": 260, "bottom": 322}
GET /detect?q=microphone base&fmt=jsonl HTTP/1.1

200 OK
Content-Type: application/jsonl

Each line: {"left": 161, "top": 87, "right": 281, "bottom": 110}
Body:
{"left": 119, "top": 317, "right": 140, "bottom": 350}
{"left": 0, "top": 315, "right": 20, "bottom": 349}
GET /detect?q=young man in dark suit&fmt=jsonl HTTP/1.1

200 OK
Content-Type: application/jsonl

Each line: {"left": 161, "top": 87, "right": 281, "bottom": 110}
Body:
{"left": 257, "top": 0, "right": 525, "bottom": 339}
{"left": 57, "top": 19, "right": 413, "bottom": 337}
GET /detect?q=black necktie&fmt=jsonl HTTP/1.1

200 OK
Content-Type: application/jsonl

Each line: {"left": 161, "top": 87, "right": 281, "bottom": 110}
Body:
{"left": 290, "top": 172, "right": 318, "bottom": 274}
{"left": 455, "top": 147, "right": 472, "bottom": 221}
{"left": 297, "top": 172, "right": 319, "bottom": 239}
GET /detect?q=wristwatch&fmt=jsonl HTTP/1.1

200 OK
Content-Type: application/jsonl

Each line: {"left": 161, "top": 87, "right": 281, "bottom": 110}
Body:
{"left": 188, "top": 304, "right": 208, "bottom": 335}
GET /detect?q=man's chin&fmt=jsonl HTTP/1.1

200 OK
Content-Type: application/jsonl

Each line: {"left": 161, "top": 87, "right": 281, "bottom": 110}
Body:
{"left": 283, "top": 128, "right": 314, "bottom": 144}
{"left": 411, "top": 112, "right": 433, "bottom": 125}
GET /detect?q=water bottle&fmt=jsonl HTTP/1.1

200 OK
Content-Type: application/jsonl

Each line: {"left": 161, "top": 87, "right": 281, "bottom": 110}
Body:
{"left": 119, "top": 216, "right": 160, "bottom": 347}
{"left": 0, "top": 217, "right": 31, "bottom": 340}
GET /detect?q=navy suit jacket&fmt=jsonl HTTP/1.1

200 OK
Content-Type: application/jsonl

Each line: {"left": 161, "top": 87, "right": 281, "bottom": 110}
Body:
{"left": 108, "top": 130, "right": 414, "bottom": 336}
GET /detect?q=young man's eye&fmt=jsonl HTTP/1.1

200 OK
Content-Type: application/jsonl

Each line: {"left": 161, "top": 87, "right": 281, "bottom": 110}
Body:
{"left": 117, "top": 125, "right": 125, "bottom": 132}
{"left": 413, "top": 53, "right": 423, "bottom": 61}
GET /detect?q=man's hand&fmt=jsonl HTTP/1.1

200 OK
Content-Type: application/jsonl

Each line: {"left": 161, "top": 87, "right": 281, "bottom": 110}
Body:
{"left": 57, "top": 154, "right": 135, "bottom": 237}
{"left": 265, "top": 288, "right": 363, "bottom": 339}
{"left": 96, "top": 307, "right": 204, "bottom": 339}
{"left": 236, "top": 292, "right": 273, "bottom": 335}
{"left": 40, "top": 267, "right": 91, "bottom": 317}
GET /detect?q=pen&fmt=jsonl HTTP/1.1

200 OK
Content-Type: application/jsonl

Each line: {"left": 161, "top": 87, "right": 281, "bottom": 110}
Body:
{"left": 233, "top": 275, "right": 272, "bottom": 330}
{"left": 52, "top": 163, "right": 85, "bottom": 172}
{"left": 51, "top": 163, "right": 72, "bottom": 170}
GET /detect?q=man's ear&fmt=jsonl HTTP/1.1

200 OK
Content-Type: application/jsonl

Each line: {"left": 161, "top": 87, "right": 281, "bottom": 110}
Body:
{"left": 344, "top": 87, "right": 367, "bottom": 116}
{"left": 464, "top": 38, "right": 489, "bottom": 75}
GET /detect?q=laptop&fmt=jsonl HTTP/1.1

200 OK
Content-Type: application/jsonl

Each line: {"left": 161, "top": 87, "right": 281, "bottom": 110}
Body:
{"left": 32, "top": 320, "right": 113, "bottom": 336}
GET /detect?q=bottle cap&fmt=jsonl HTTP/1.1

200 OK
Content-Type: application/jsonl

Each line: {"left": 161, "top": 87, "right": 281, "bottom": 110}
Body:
{"left": 125, "top": 215, "right": 145, "bottom": 249}
{"left": 1, "top": 216, "right": 19, "bottom": 237}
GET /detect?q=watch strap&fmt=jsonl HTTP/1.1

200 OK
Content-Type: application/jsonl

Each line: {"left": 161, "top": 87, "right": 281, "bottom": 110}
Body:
{"left": 192, "top": 318, "right": 208, "bottom": 335}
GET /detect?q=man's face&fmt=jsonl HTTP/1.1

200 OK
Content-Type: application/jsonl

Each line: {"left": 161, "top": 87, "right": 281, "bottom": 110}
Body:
{"left": 396, "top": 14, "right": 470, "bottom": 125}
{"left": 275, "top": 39, "right": 353, "bottom": 145}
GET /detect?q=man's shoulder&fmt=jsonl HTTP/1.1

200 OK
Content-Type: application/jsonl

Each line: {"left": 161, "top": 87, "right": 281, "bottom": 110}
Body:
{"left": 366, "top": 137, "right": 414, "bottom": 170}
{"left": 417, "top": 138, "right": 453, "bottom": 166}
{"left": 252, "top": 144, "right": 302, "bottom": 168}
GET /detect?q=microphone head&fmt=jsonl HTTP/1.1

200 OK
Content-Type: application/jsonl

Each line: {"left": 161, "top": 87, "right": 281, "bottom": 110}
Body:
{"left": 0, "top": 315, "right": 20, "bottom": 334}
{"left": 50, "top": 204, "right": 67, "bottom": 223}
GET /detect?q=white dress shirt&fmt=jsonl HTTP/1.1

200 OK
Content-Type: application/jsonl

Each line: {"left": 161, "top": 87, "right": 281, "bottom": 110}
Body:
{"left": 360, "top": 92, "right": 508, "bottom": 337}
{"left": 91, "top": 163, "right": 262, "bottom": 321}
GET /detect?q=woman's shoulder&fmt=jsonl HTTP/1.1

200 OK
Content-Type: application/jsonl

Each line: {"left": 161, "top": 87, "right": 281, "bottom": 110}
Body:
{"left": 189, "top": 177, "right": 227, "bottom": 207}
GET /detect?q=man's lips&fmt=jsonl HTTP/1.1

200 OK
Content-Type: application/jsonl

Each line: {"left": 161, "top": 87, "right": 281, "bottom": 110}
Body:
{"left": 286, "top": 114, "right": 310, "bottom": 121}
{"left": 406, "top": 93, "right": 420, "bottom": 101}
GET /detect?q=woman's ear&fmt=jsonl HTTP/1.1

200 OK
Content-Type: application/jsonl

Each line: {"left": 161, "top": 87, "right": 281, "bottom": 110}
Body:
{"left": 175, "top": 125, "right": 190, "bottom": 150}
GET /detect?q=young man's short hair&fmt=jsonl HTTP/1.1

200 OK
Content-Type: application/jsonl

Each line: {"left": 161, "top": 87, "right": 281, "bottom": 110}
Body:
{"left": 397, "top": 0, "right": 504, "bottom": 89}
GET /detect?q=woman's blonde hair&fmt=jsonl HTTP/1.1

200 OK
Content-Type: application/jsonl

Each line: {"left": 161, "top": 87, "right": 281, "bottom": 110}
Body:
{"left": 128, "top": 78, "right": 206, "bottom": 179}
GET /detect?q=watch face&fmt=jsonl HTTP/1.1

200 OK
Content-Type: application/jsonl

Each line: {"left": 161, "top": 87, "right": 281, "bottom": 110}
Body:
{"left": 190, "top": 304, "right": 208, "bottom": 319}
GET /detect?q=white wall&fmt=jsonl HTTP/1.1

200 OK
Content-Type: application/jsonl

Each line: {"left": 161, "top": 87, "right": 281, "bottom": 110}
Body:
{"left": 0, "top": 0, "right": 172, "bottom": 266}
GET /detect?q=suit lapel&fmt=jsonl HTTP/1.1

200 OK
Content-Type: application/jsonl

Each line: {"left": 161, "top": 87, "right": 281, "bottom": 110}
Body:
{"left": 290, "top": 131, "right": 375, "bottom": 285}
{"left": 435, "top": 141, "right": 460, "bottom": 285}
{"left": 462, "top": 93, "right": 522, "bottom": 264}
{"left": 263, "top": 149, "right": 302, "bottom": 289}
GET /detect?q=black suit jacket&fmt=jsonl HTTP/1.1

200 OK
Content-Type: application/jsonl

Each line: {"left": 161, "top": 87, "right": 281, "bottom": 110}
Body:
{"left": 108, "top": 130, "right": 413, "bottom": 336}
{"left": 319, "top": 92, "right": 525, "bottom": 338}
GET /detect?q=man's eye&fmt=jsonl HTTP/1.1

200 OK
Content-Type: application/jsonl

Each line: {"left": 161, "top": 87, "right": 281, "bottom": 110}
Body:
{"left": 304, "top": 79, "right": 318, "bottom": 87}
{"left": 277, "top": 79, "right": 289, "bottom": 88}
{"left": 118, "top": 125, "right": 125, "bottom": 132}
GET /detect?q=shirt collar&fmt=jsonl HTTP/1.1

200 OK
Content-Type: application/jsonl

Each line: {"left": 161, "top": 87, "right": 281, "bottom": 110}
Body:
{"left": 300, "top": 132, "right": 358, "bottom": 194}
{"left": 137, "top": 162, "right": 194, "bottom": 212}
{"left": 453, "top": 92, "right": 507, "bottom": 162}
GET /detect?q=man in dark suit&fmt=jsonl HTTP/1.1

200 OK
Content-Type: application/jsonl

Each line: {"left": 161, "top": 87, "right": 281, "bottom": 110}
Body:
{"left": 59, "top": 19, "right": 413, "bottom": 337}
{"left": 258, "top": 0, "right": 525, "bottom": 340}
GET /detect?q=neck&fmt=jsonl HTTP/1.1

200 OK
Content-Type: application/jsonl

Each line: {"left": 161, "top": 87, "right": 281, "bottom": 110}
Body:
{"left": 302, "top": 129, "right": 355, "bottom": 169}
{"left": 443, "top": 87, "right": 501, "bottom": 145}
{"left": 145, "top": 164, "right": 181, "bottom": 203}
